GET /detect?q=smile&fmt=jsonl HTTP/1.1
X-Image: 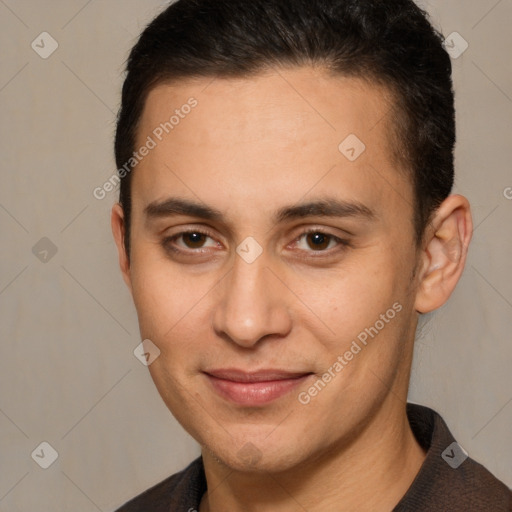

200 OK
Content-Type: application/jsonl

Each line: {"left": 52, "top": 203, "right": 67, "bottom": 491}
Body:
{"left": 204, "top": 369, "right": 314, "bottom": 406}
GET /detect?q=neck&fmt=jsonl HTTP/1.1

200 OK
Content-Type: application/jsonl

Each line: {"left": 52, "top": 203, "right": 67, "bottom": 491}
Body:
{"left": 199, "top": 398, "right": 426, "bottom": 512}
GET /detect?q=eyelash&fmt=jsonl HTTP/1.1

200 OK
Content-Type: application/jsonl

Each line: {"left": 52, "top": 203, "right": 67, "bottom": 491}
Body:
{"left": 293, "top": 228, "right": 350, "bottom": 255}
{"left": 162, "top": 228, "right": 220, "bottom": 255}
{"left": 161, "top": 227, "right": 350, "bottom": 258}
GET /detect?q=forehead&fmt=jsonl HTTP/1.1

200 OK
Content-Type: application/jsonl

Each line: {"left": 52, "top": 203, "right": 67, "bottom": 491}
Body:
{"left": 132, "top": 67, "right": 412, "bottom": 228}
{"left": 139, "top": 68, "right": 396, "bottom": 154}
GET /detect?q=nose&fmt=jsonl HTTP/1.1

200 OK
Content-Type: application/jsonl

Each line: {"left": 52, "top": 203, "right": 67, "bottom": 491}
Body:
{"left": 212, "top": 255, "right": 292, "bottom": 348}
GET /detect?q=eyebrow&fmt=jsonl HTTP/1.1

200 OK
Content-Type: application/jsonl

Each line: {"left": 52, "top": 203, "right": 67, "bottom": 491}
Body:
{"left": 144, "top": 197, "right": 376, "bottom": 224}
{"left": 145, "top": 197, "right": 223, "bottom": 222}
{"left": 275, "top": 198, "right": 375, "bottom": 223}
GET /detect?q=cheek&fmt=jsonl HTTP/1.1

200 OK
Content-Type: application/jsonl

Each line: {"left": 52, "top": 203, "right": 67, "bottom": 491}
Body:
{"left": 130, "top": 270, "right": 174, "bottom": 339}
{"left": 129, "top": 245, "right": 189, "bottom": 334}
{"left": 294, "top": 250, "right": 410, "bottom": 346}
{"left": 129, "top": 247, "right": 219, "bottom": 367}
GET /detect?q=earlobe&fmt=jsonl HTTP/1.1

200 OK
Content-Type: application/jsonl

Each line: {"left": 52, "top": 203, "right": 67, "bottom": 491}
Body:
{"left": 111, "top": 203, "right": 132, "bottom": 293}
{"left": 414, "top": 195, "right": 473, "bottom": 314}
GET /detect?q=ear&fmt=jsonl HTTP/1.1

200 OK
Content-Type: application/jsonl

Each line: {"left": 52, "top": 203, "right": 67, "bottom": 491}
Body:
{"left": 414, "top": 194, "right": 473, "bottom": 314}
{"left": 111, "top": 203, "right": 132, "bottom": 293}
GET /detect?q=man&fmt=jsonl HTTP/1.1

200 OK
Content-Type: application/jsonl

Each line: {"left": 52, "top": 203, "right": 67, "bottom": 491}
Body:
{"left": 111, "top": 0, "right": 511, "bottom": 510}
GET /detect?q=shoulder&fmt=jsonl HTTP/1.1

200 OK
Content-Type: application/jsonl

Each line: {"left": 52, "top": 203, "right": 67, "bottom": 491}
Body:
{"left": 395, "top": 404, "right": 512, "bottom": 511}
{"left": 114, "top": 456, "right": 205, "bottom": 512}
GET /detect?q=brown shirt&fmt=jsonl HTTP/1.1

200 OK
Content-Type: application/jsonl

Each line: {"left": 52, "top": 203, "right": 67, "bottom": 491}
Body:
{"left": 115, "top": 404, "right": 512, "bottom": 511}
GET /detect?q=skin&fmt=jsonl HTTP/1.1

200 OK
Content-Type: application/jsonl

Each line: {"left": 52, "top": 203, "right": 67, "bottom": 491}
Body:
{"left": 112, "top": 67, "right": 473, "bottom": 511}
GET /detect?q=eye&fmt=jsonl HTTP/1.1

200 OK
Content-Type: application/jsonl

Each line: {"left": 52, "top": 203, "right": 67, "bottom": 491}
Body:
{"left": 179, "top": 232, "right": 211, "bottom": 249}
{"left": 292, "top": 229, "right": 348, "bottom": 253}
{"left": 163, "top": 229, "right": 220, "bottom": 253}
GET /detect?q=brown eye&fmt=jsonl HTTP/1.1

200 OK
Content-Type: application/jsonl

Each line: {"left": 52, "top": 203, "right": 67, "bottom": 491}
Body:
{"left": 305, "top": 232, "right": 332, "bottom": 251}
{"left": 182, "top": 232, "right": 208, "bottom": 249}
{"left": 292, "top": 229, "right": 349, "bottom": 256}
{"left": 163, "top": 229, "right": 220, "bottom": 255}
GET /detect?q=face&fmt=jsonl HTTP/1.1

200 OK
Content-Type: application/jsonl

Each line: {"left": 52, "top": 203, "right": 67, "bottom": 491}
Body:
{"left": 118, "top": 67, "right": 424, "bottom": 472}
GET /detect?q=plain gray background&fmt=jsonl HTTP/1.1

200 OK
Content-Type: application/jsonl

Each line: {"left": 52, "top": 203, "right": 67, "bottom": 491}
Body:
{"left": 0, "top": 0, "right": 511, "bottom": 510}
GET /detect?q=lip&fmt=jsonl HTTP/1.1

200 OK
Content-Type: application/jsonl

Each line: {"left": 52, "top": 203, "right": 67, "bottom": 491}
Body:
{"left": 204, "top": 369, "right": 313, "bottom": 406}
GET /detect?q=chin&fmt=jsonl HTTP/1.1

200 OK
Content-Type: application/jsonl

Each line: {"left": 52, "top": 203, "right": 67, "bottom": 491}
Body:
{"left": 206, "top": 443, "right": 302, "bottom": 474}
{"left": 195, "top": 423, "right": 316, "bottom": 475}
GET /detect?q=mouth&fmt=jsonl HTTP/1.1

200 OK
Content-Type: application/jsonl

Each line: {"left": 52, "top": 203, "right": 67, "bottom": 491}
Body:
{"left": 203, "top": 369, "right": 314, "bottom": 406}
